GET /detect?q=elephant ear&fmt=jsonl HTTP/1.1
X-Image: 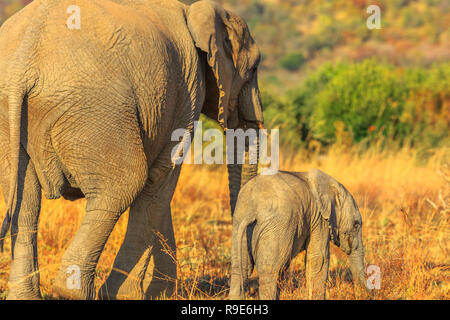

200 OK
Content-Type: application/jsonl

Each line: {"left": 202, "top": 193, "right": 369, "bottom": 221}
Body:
{"left": 187, "top": 0, "right": 235, "bottom": 130}
{"left": 308, "top": 169, "right": 334, "bottom": 219}
{"left": 307, "top": 169, "right": 340, "bottom": 245}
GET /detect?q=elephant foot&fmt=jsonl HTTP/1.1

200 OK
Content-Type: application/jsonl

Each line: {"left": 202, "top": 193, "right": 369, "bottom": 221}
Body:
{"left": 52, "top": 282, "right": 86, "bottom": 300}
{"left": 97, "top": 283, "right": 116, "bottom": 300}
{"left": 258, "top": 273, "right": 279, "bottom": 300}
{"left": 228, "top": 274, "right": 246, "bottom": 300}
{"left": 144, "top": 278, "right": 175, "bottom": 300}
{"left": 6, "top": 277, "right": 42, "bottom": 300}
{"left": 52, "top": 268, "right": 95, "bottom": 300}
{"left": 7, "top": 289, "right": 42, "bottom": 300}
{"left": 98, "top": 270, "right": 144, "bottom": 300}
{"left": 98, "top": 276, "right": 175, "bottom": 300}
{"left": 227, "top": 293, "right": 244, "bottom": 300}
{"left": 98, "top": 284, "right": 144, "bottom": 300}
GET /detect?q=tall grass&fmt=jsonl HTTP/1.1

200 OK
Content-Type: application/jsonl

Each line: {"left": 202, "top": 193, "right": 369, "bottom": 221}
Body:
{"left": 0, "top": 145, "right": 448, "bottom": 299}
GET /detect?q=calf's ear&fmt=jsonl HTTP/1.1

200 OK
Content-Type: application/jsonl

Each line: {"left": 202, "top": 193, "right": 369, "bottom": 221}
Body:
{"left": 307, "top": 169, "right": 341, "bottom": 246}
{"left": 307, "top": 169, "right": 336, "bottom": 220}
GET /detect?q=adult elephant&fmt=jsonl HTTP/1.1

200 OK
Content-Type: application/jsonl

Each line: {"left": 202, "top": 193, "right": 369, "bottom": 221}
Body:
{"left": 0, "top": 0, "right": 263, "bottom": 299}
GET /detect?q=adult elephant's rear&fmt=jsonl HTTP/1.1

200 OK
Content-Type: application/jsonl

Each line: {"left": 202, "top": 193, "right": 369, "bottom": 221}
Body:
{"left": 0, "top": 0, "right": 263, "bottom": 299}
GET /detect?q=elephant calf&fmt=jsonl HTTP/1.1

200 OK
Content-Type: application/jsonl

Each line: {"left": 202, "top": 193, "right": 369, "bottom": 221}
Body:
{"left": 229, "top": 169, "right": 367, "bottom": 300}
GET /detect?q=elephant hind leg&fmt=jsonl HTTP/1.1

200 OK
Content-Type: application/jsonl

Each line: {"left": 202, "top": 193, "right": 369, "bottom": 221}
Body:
{"left": 229, "top": 220, "right": 255, "bottom": 300}
{"left": 52, "top": 162, "right": 148, "bottom": 300}
{"left": 99, "top": 165, "right": 181, "bottom": 300}
{"left": 52, "top": 205, "right": 122, "bottom": 300}
{"left": 52, "top": 178, "right": 148, "bottom": 299}
{"left": 256, "top": 250, "right": 287, "bottom": 300}
{"left": 3, "top": 149, "right": 42, "bottom": 300}
{"left": 254, "top": 219, "right": 296, "bottom": 300}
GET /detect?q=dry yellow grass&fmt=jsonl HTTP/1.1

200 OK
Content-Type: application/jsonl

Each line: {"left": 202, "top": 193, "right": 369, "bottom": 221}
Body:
{"left": 0, "top": 145, "right": 449, "bottom": 300}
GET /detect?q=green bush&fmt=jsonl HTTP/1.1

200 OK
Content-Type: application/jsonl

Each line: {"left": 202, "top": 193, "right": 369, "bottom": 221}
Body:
{"left": 262, "top": 60, "right": 450, "bottom": 150}
{"left": 262, "top": 62, "right": 345, "bottom": 147}
{"left": 311, "top": 60, "right": 402, "bottom": 144}
{"left": 279, "top": 52, "right": 306, "bottom": 71}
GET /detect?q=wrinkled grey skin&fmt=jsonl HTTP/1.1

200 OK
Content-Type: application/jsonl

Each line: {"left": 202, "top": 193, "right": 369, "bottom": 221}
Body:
{"left": 0, "top": 0, "right": 263, "bottom": 299}
{"left": 229, "top": 169, "right": 367, "bottom": 300}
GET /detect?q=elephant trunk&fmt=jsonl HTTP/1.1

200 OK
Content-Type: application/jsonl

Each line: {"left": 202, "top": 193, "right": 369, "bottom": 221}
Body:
{"left": 348, "top": 246, "right": 367, "bottom": 290}
{"left": 240, "top": 135, "right": 259, "bottom": 187}
{"left": 228, "top": 74, "right": 263, "bottom": 216}
{"left": 227, "top": 162, "right": 241, "bottom": 216}
{"left": 227, "top": 129, "right": 259, "bottom": 216}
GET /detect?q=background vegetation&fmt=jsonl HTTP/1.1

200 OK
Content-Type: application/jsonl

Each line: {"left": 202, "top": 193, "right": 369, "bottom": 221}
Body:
{"left": 264, "top": 60, "right": 449, "bottom": 151}
{"left": 0, "top": 0, "right": 448, "bottom": 300}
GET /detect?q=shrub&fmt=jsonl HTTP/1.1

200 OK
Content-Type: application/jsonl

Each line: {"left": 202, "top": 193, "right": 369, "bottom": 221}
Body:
{"left": 311, "top": 60, "right": 402, "bottom": 144}
{"left": 279, "top": 52, "right": 306, "bottom": 71}
{"left": 262, "top": 59, "right": 450, "bottom": 150}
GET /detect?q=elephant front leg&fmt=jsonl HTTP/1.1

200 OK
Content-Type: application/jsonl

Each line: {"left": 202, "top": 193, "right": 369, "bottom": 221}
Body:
{"left": 99, "top": 166, "right": 181, "bottom": 300}
{"left": 143, "top": 207, "right": 176, "bottom": 299}
{"left": 5, "top": 154, "right": 42, "bottom": 300}
{"left": 305, "top": 223, "right": 330, "bottom": 300}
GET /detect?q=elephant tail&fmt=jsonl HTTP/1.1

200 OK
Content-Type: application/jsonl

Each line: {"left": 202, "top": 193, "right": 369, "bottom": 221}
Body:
{"left": 0, "top": 215, "right": 11, "bottom": 252}
{"left": 0, "top": 1, "right": 47, "bottom": 252}
{"left": 235, "top": 214, "right": 256, "bottom": 298}
{"left": 0, "top": 83, "right": 25, "bottom": 252}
